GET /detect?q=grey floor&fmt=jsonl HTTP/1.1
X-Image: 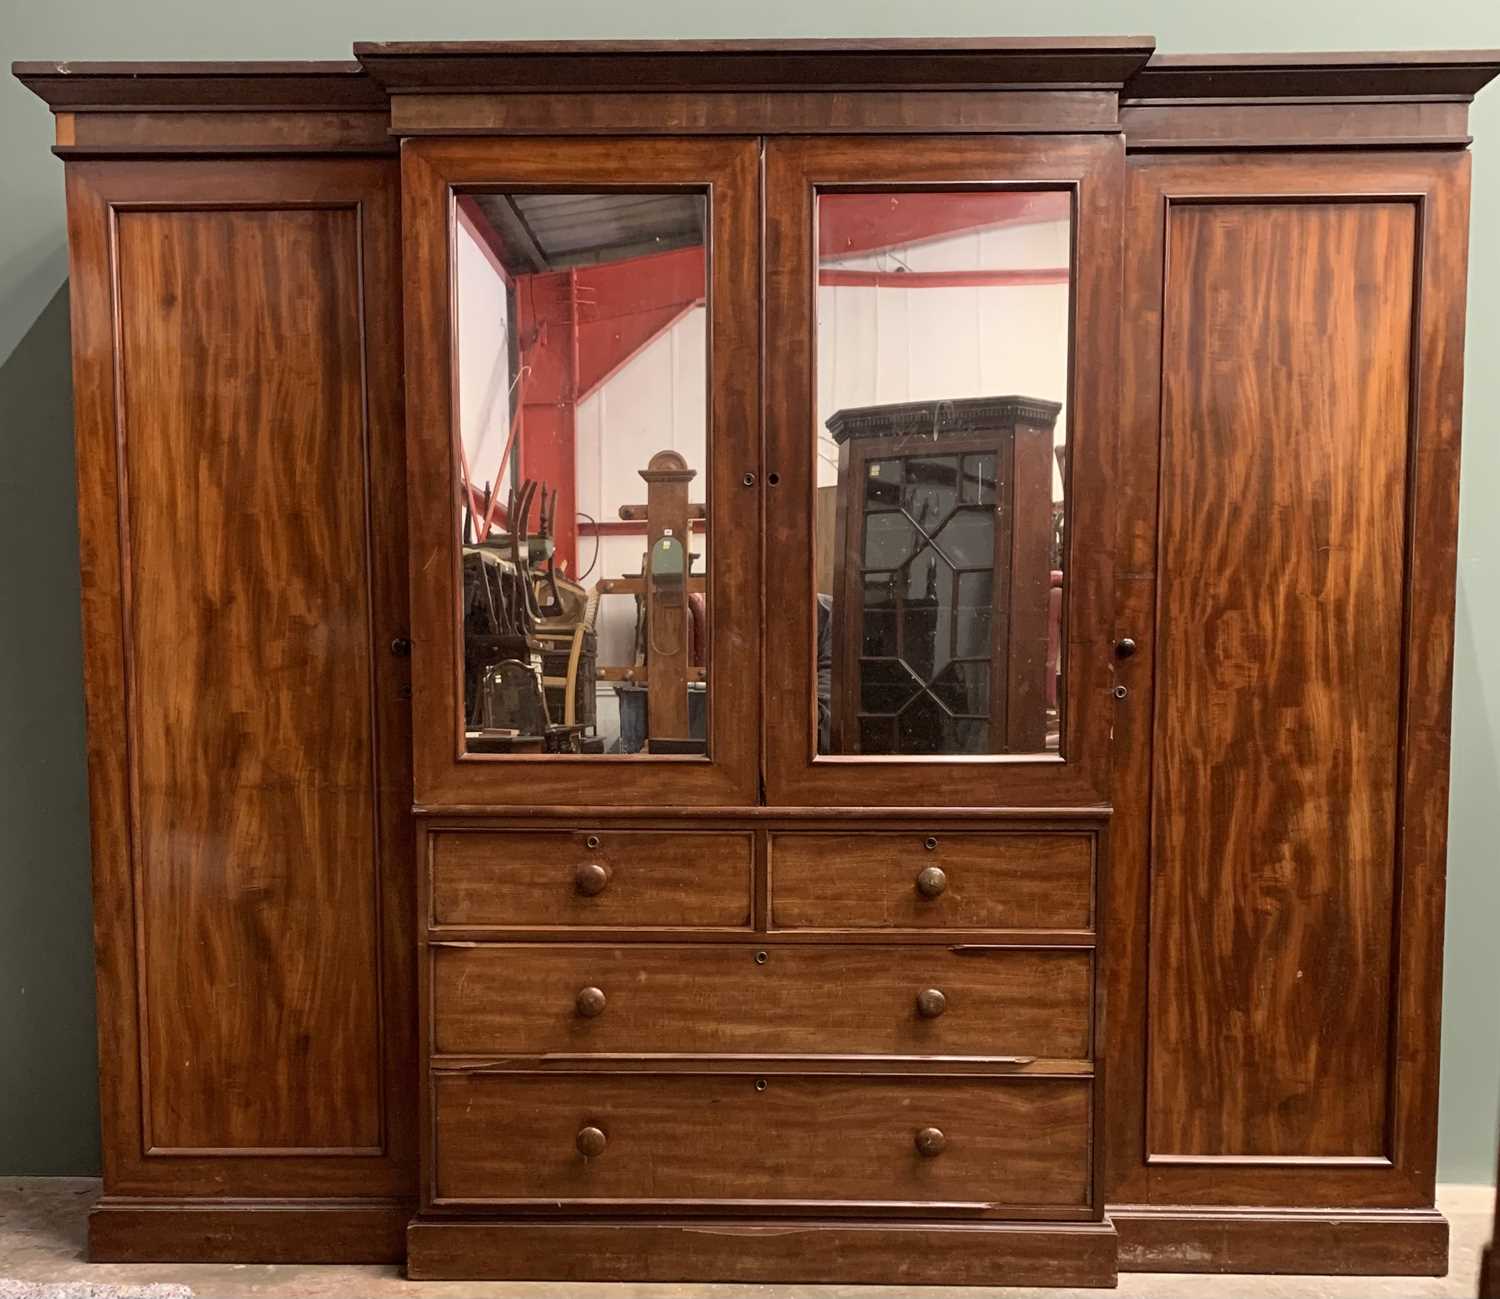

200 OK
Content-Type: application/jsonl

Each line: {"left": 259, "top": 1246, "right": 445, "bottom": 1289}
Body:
{"left": 0, "top": 1180, "right": 1493, "bottom": 1298}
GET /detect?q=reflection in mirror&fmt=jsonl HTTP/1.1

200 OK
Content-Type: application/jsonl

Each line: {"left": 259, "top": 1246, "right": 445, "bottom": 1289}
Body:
{"left": 453, "top": 191, "right": 709, "bottom": 756}
{"left": 815, "top": 190, "right": 1071, "bottom": 757}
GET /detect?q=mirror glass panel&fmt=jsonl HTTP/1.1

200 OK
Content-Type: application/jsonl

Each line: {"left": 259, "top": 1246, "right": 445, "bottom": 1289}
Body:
{"left": 452, "top": 191, "right": 710, "bottom": 756}
{"left": 814, "top": 190, "right": 1072, "bottom": 757}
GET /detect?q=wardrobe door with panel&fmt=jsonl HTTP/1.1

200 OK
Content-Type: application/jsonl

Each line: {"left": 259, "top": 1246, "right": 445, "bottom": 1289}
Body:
{"left": 763, "top": 135, "right": 1123, "bottom": 808}
{"left": 1105, "top": 149, "right": 1470, "bottom": 1221}
{"left": 63, "top": 158, "right": 415, "bottom": 1225}
{"left": 403, "top": 138, "right": 760, "bottom": 809}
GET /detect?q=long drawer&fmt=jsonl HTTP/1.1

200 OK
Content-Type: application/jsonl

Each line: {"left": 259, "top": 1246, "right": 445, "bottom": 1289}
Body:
{"left": 431, "top": 1071, "right": 1093, "bottom": 1213}
{"left": 431, "top": 943, "right": 1091, "bottom": 1059}
{"left": 428, "top": 828, "right": 753, "bottom": 929}
{"left": 769, "top": 831, "right": 1094, "bottom": 931}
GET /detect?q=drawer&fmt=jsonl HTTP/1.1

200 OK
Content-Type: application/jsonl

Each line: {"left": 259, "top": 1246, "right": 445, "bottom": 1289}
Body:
{"left": 431, "top": 1071, "right": 1092, "bottom": 1213}
{"left": 428, "top": 829, "right": 752, "bottom": 930}
{"left": 769, "top": 832, "right": 1093, "bottom": 931}
{"left": 432, "top": 943, "right": 1090, "bottom": 1059}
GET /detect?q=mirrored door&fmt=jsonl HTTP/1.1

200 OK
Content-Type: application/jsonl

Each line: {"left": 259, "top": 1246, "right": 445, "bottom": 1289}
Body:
{"left": 765, "top": 136, "right": 1122, "bottom": 807}
{"left": 405, "top": 138, "right": 760, "bottom": 807}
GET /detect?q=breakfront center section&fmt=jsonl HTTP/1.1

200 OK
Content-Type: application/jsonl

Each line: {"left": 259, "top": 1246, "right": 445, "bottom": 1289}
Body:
{"left": 397, "top": 91, "right": 1123, "bottom": 1278}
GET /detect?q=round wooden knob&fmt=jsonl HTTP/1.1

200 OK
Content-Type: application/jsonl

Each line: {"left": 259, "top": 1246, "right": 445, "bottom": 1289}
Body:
{"left": 575, "top": 986, "right": 607, "bottom": 1018}
{"left": 576, "top": 1125, "right": 607, "bottom": 1158}
{"left": 575, "top": 862, "right": 611, "bottom": 896}
{"left": 915, "top": 1127, "right": 947, "bottom": 1157}
{"left": 916, "top": 866, "right": 947, "bottom": 899}
{"left": 916, "top": 988, "right": 947, "bottom": 1019}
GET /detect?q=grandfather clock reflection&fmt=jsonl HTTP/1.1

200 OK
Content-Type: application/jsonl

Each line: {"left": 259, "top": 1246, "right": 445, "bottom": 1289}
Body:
{"left": 824, "top": 396, "right": 1063, "bottom": 756}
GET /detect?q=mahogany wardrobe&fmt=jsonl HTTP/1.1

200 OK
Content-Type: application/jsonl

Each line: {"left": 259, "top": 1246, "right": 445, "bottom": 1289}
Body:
{"left": 15, "top": 37, "right": 1498, "bottom": 1288}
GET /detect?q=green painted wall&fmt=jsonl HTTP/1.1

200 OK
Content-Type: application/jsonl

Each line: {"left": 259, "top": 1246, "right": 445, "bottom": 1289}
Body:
{"left": 2, "top": 0, "right": 1497, "bottom": 1184}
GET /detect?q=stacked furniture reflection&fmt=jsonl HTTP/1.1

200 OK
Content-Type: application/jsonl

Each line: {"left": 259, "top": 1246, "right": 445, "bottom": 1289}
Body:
{"left": 826, "top": 396, "right": 1062, "bottom": 755}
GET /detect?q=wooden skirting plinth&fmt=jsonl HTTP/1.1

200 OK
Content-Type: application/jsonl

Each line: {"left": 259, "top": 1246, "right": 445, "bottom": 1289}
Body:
{"left": 1112, "top": 1205, "right": 1448, "bottom": 1276}
{"left": 89, "top": 1197, "right": 410, "bottom": 1263}
{"left": 407, "top": 1216, "right": 1119, "bottom": 1285}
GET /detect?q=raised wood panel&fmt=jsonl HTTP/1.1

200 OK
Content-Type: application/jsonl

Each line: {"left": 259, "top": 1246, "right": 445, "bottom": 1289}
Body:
{"left": 117, "top": 206, "right": 384, "bottom": 1152}
{"left": 65, "top": 158, "right": 413, "bottom": 1200}
{"left": 430, "top": 1072, "right": 1093, "bottom": 1212}
{"left": 1146, "top": 199, "right": 1417, "bottom": 1160}
{"left": 431, "top": 943, "right": 1091, "bottom": 1059}
{"left": 1107, "top": 151, "right": 1470, "bottom": 1219}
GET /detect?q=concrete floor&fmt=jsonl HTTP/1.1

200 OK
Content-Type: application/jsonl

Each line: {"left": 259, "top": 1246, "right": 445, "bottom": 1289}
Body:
{"left": 0, "top": 1180, "right": 1494, "bottom": 1298}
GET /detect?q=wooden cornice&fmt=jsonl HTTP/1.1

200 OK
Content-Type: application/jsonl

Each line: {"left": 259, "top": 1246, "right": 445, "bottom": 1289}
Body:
{"left": 10, "top": 60, "right": 393, "bottom": 156}
{"left": 13, "top": 43, "right": 1500, "bottom": 155}
{"left": 1121, "top": 51, "right": 1500, "bottom": 151}
{"left": 354, "top": 38, "right": 1156, "bottom": 135}
{"left": 353, "top": 38, "right": 1158, "bottom": 95}
{"left": 1123, "top": 50, "right": 1500, "bottom": 102}
{"left": 11, "top": 60, "right": 385, "bottom": 110}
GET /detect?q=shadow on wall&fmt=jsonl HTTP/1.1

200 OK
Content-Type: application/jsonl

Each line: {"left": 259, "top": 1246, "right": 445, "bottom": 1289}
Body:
{"left": 1440, "top": 563, "right": 1500, "bottom": 1183}
{"left": 0, "top": 281, "right": 102, "bottom": 1176}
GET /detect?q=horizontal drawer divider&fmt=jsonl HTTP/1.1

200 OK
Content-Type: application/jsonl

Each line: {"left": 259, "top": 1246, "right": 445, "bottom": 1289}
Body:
{"left": 427, "top": 933, "right": 1097, "bottom": 949}
{"left": 416, "top": 807, "right": 1112, "bottom": 822}
{"left": 427, "top": 927, "right": 761, "bottom": 942}
{"left": 427, "top": 929, "right": 1098, "bottom": 946}
{"left": 428, "top": 1055, "right": 1095, "bottom": 1076}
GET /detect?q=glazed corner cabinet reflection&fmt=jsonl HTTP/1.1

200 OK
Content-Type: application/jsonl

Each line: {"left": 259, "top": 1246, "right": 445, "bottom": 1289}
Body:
{"left": 14, "top": 38, "right": 1498, "bottom": 1288}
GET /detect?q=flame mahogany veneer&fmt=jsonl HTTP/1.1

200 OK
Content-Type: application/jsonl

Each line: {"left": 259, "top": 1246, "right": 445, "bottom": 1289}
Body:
{"left": 14, "top": 36, "right": 1499, "bottom": 1287}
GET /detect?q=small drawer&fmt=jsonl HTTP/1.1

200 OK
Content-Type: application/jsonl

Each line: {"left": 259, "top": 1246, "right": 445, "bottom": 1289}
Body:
{"left": 769, "top": 832, "right": 1093, "bottom": 931}
{"left": 429, "top": 829, "right": 753, "bottom": 930}
{"left": 431, "top": 943, "right": 1090, "bottom": 1059}
{"left": 431, "top": 1071, "right": 1093, "bottom": 1213}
